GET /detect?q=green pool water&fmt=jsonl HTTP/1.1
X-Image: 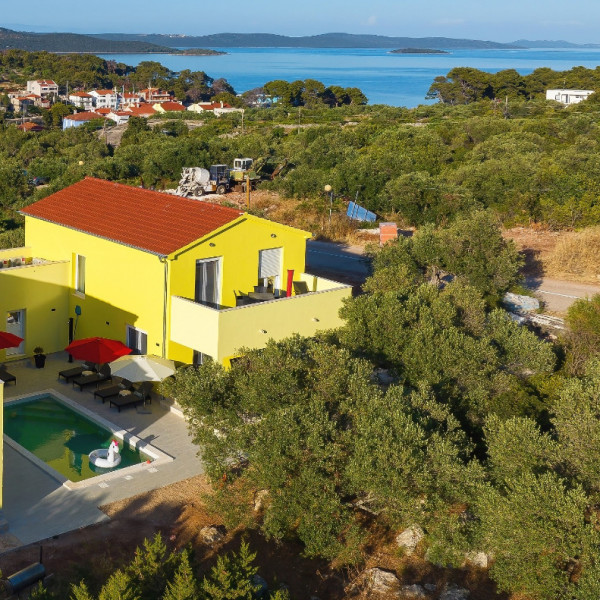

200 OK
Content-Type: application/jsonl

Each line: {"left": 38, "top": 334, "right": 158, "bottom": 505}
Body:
{"left": 4, "top": 394, "right": 149, "bottom": 482}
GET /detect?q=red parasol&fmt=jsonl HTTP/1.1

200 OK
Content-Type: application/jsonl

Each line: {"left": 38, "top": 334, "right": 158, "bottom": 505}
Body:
{"left": 0, "top": 331, "right": 24, "bottom": 350}
{"left": 65, "top": 337, "right": 132, "bottom": 364}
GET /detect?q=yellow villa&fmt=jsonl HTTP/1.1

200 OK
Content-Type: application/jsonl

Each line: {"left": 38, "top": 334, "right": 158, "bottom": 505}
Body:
{"left": 0, "top": 177, "right": 350, "bottom": 366}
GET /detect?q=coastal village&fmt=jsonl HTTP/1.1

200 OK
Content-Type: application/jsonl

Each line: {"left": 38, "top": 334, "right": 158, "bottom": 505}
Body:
{"left": 7, "top": 78, "right": 244, "bottom": 130}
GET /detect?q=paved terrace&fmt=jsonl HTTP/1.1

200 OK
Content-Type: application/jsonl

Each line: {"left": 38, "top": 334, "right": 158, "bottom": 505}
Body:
{"left": 0, "top": 352, "right": 203, "bottom": 549}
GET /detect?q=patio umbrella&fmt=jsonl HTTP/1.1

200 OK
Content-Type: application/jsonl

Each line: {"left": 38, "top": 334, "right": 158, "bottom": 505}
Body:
{"left": 108, "top": 354, "right": 176, "bottom": 382}
{"left": 65, "top": 337, "right": 132, "bottom": 364}
{"left": 0, "top": 331, "right": 23, "bottom": 350}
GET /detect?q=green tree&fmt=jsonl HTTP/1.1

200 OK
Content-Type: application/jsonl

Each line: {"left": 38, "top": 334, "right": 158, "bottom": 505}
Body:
{"left": 564, "top": 294, "right": 600, "bottom": 374}
{"left": 201, "top": 541, "right": 259, "bottom": 600}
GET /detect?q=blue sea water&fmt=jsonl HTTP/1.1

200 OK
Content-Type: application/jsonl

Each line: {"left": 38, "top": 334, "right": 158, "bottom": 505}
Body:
{"left": 98, "top": 47, "right": 600, "bottom": 108}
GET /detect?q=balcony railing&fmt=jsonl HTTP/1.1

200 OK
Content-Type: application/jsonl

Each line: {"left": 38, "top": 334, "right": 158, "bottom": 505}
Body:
{"left": 170, "top": 273, "right": 351, "bottom": 363}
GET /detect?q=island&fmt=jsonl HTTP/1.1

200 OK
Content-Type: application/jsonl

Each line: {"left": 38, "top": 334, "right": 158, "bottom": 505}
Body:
{"left": 174, "top": 48, "right": 227, "bottom": 56}
{"left": 390, "top": 48, "right": 450, "bottom": 54}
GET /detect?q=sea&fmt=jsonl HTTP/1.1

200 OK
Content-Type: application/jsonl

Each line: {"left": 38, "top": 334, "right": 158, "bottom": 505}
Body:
{"left": 97, "top": 47, "right": 600, "bottom": 108}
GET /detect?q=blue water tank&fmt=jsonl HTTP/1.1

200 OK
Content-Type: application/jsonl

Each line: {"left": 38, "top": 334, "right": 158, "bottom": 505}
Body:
{"left": 6, "top": 562, "right": 46, "bottom": 593}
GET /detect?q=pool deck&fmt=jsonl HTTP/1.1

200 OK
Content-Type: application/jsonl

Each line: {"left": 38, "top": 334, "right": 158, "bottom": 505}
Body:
{"left": 0, "top": 353, "right": 204, "bottom": 550}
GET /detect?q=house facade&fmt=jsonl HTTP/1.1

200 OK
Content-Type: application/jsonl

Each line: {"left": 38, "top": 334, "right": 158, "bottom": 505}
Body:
{"left": 26, "top": 79, "right": 58, "bottom": 98}
{"left": 62, "top": 112, "right": 105, "bottom": 130}
{"left": 69, "top": 92, "right": 94, "bottom": 110}
{"left": 546, "top": 89, "right": 595, "bottom": 105}
{"left": 89, "top": 89, "right": 118, "bottom": 110}
{"left": 6, "top": 178, "right": 350, "bottom": 366}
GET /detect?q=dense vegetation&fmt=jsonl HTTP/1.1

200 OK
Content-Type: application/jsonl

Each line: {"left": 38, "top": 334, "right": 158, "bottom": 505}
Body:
{"left": 31, "top": 534, "right": 289, "bottom": 600}
{"left": 2, "top": 77, "right": 600, "bottom": 249}
{"left": 162, "top": 219, "right": 600, "bottom": 599}
{"left": 427, "top": 65, "right": 600, "bottom": 104}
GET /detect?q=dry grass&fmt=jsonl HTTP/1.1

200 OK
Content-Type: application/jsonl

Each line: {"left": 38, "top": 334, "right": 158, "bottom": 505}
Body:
{"left": 545, "top": 226, "right": 600, "bottom": 282}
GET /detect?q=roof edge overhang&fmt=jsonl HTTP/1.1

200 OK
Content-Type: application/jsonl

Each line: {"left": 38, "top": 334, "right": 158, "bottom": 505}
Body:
{"left": 20, "top": 212, "right": 169, "bottom": 258}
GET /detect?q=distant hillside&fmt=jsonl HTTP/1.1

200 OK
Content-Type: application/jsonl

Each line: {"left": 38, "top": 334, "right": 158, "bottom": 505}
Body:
{"left": 94, "top": 32, "right": 521, "bottom": 50}
{"left": 512, "top": 39, "right": 600, "bottom": 48}
{"left": 0, "top": 27, "right": 174, "bottom": 53}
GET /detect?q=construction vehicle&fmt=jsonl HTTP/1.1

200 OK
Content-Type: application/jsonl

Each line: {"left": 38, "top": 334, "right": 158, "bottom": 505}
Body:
{"left": 174, "top": 164, "right": 230, "bottom": 197}
{"left": 229, "top": 157, "right": 261, "bottom": 191}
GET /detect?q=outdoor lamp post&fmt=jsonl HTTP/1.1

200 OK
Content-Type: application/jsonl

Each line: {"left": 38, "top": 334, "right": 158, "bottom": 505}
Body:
{"left": 324, "top": 184, "right": 333, "bottom": 224}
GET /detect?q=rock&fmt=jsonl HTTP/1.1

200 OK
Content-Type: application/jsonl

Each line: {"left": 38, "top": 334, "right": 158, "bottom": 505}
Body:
{"left": 253, "top": 489, "right": 269, "bottom": 512}
{"left": 424, "top": 583, "right": 437, "bottom": 592}
{"left": 400, "top": 583, "right": 428, "bottom": 598}
{"left": 439, "top": 585, "right": 470, "bottom": 600}
{"left": 199, "top": 525, "right": 226, "bottom": 545}
{"left": 465, "top": 551, "right": 489, "bottom": 568}
{"left": 396, "top": 525, "right": 424, "bottom": 555}
{"left": 365, "top": 568, "right": 401, "bottom": 596}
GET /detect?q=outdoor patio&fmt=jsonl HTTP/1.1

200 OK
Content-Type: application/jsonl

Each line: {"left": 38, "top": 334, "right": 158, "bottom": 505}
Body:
{"left": 0, "top": 352, "right": 204, "bottom": 549}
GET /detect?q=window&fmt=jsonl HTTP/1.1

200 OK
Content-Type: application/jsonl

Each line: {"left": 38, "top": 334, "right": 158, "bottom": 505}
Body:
{"left": 75, "top": 254, "right": 86, "bottom": 294}
{"left": 195, "top": 258, "right": 221, "bottom": 308}
{"left": 126, "top": 325, "right": 147, "bottom": 355}
{"left": 258, "top": 248, "right": 282, "bottom": 295}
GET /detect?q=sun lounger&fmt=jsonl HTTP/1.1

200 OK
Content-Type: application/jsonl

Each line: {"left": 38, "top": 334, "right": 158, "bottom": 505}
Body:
{"left": 94, "top": 379, "right": 133, "bottom": 403}
{"left": 72, "top": 364, "right": 111, "bottom": 391}
{"left": 59, "top": 361, "right": 96, "bottom": 382}
{"left": 109, "top": 381, "right": 153, "bottom": 412}
{"left": 0, "top": 366, "right": 16, "bottom": 385}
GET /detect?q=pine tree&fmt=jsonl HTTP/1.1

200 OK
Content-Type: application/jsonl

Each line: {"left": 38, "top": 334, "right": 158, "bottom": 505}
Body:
{"left": 98, "top": 570, "right": 139, "bottom": 600}
{"left": 162, "top": 550, "right": 198, "bottom": 600}
{"left": 201, "top": 541, "right": 259, "bottom": 600}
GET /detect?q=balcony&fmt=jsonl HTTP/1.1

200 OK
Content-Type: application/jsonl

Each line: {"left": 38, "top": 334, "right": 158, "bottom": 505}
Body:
{"left": 170, "top": 273, "right": 352, "bottom": 363}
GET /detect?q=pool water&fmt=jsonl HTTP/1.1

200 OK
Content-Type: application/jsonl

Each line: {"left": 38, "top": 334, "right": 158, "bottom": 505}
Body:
{"left": 4, "top": 394, "right": 149, "bottom": 482}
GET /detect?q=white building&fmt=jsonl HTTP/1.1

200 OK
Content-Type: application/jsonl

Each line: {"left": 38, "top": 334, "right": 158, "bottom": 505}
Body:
{"left": 546, "top": 89, "right": 595, "bottom": 105}
{"left": 89, "top": 89, "right": 119, "bottom": 110}
{"left": 26, "top": 79, "right": 58, "bottom": 98}
{"left": 69, "top": 92, "right": 94, "bottom": 111}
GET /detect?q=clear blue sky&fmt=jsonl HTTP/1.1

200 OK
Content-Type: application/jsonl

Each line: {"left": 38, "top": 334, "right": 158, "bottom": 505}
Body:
{"left": 5, "top": 0, "right": 600, "bottom": 44}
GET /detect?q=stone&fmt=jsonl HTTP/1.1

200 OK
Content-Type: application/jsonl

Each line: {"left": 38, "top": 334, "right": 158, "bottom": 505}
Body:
{"left": 400, "top": 583, "right": 428, "bottom": 598}
{"left": 465, "top": 551, "right": 489, "bottom": 568}
{"left": 253, "top": 489, "right": 269, "bottom": 512}
{"left": 365, "top": 568, "right": 401, "bottom": 596}
{"left": 199, "top": 525, "right": 226, "bottom": 545}
{"left": 439, "top": 585, "right": 470, "bottom": 600}
{"left": 396, "top": 525, "right": 424, "bottom": 555}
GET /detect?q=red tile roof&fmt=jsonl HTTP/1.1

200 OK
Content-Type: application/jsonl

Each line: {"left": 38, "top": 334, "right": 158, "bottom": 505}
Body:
{"left": 126, "top": 106, "right": 156, "bottom": 117}
{"left": 158, "top": 101, "right": 185, "bottom": 111}
{"left": 93, "top": 89, "right": 116, "bottom": 95}
{"left": 70, "top": 92, "right": 92, "bottom": 98}
{"left": 93, "top": 108, "right": 111, "bottom": 115}
{"left": 64, "top": 111, "right": 105, "bottom": 121}
{"left": 21, "top": 177, "right": 244, "bottom": 255}
{"left": 18, "top": 122, "right": 43, "bottom": 131}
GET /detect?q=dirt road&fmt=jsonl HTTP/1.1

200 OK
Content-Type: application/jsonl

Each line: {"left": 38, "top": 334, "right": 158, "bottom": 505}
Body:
{"left": 526, "top": 277, "right": 600, "bottom": 313}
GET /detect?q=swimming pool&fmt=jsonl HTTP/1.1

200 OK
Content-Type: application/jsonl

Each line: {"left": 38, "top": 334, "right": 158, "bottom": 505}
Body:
{"left": 3, "top": 391, "right": 171, "bottom": 488}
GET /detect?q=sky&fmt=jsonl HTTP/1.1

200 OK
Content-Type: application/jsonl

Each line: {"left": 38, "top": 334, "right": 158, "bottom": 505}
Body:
{"left": 5, "top": 0, "right": 600, "bottom": 44}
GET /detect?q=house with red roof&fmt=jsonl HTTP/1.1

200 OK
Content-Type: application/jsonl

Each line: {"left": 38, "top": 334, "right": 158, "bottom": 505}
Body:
{"left": 17, "top": 122, "right": 43, "bottom": 132}
{"left": 187, "top": 101, "right": 242, "bottom": 116}
{"left": 89, "top": 89, "right": 118, "bottom": 110}
{"left": 140, "top": 88, "right": 172, "bottom": 103}
{"left": 124, "top": 105, "right": 157, "bottom": 118}
{"left": 69, "top": 92, "right": 94, "bottom": 111}
{"left": 152, "top": 101, "right": 185, "bottom": 113}
{"left": 107, "top": 110, "right": 131, "bottom": 125}
{"left": 4, "top": 178, "right": 350, "bottom": 366}
{"left": 26, "top": 79, "right": 58, "bottom": 98}
{"left": 121, "top": 92, "right": 143, "bottom": 108}
{"left": 62, "top": 111, "right": 105, "bottom": 130}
